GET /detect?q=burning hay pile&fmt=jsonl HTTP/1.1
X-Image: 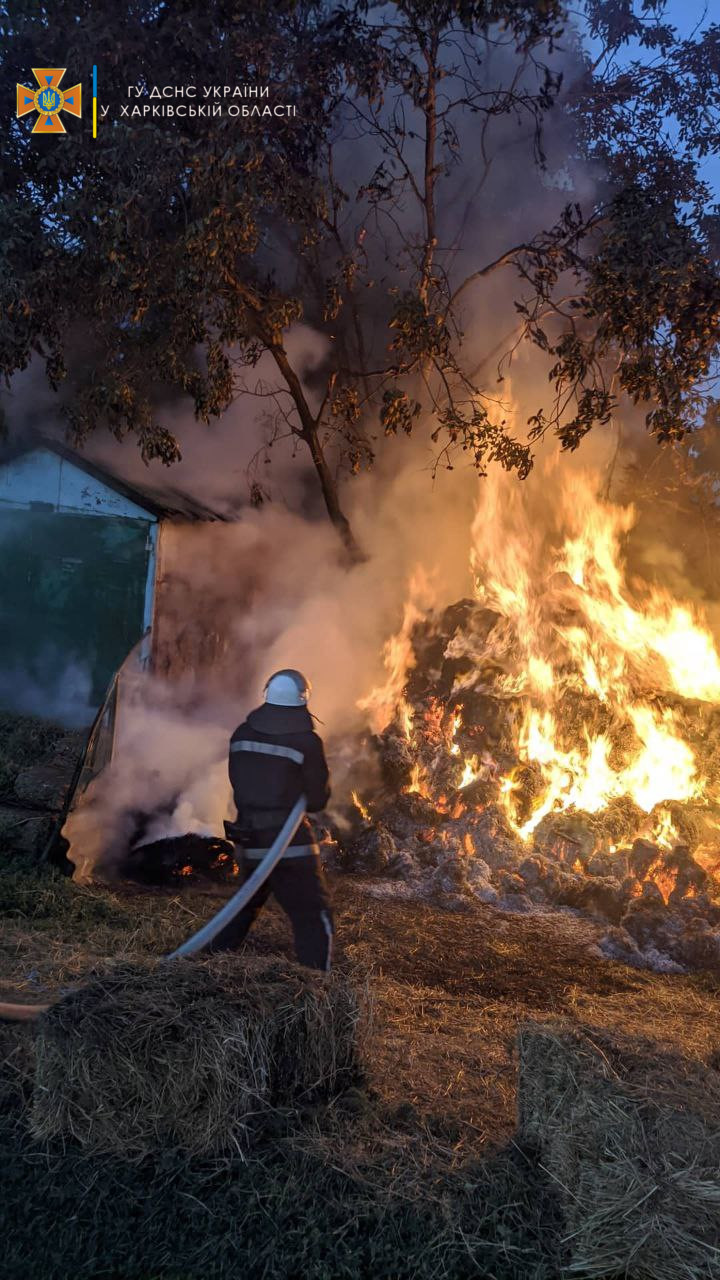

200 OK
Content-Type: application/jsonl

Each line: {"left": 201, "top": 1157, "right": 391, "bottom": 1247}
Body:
{"left": 119, "top": 832, "right": 238, "bottom": 885}
{"left": 31, "top": 956, "right": 367, "bottom": 1158}
{"left": 517, "top": 1025, "right": 720, "bottom": 1280}
{"left": 346, "top": 474, "right": 720, "bottom": 972}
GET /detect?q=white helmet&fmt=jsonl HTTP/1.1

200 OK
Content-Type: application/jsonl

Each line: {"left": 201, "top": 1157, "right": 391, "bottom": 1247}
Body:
{"left": 264, "top": 669, "right": 311, "bottom": 707}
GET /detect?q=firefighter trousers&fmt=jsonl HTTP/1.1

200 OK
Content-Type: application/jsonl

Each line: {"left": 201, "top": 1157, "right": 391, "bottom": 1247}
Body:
{"left": 206, "top": 853, "right": 334, "bottom": 972}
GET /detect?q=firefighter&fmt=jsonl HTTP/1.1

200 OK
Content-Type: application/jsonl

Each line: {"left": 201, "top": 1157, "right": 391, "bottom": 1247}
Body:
{"left": 209, "top": 669, "right": 334, "bottom": 971}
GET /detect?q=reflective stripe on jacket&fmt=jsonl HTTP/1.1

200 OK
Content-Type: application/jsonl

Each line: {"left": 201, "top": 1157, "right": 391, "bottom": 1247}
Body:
{"left": 228, "top": 703, "right": 330, "bottom": 851}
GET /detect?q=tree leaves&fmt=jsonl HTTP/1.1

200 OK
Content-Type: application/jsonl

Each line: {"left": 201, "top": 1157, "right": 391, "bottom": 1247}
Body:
{"left": 1, "top": 0, "right": 719, "bottom": 533}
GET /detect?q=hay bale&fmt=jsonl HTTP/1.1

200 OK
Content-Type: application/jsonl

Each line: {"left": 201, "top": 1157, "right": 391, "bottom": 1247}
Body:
{"left": 31, "top": 955, "right": 367, "bottom": 1159}
{"left": 518, "top": 1023, "right": 720, "bottom": 1279}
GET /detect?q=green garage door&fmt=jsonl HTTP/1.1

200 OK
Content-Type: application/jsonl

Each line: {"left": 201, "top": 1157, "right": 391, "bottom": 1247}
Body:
{"left": 0, "top": 509, "right": 151, "bottom": 711}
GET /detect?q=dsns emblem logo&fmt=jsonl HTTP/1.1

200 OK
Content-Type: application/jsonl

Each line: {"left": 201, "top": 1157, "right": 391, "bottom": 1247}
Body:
{"left": 16, "top": 68, "right": 82, "bottom": 134}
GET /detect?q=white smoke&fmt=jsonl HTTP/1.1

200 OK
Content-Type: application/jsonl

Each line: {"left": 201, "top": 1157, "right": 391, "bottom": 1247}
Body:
{"left": 7, "top": 17, "right": 713, "bottom": 875}
{"left": 0, "top": 656, "right": 95, "bottom": 729}
{"left": 66, "top": 672, "right": 235, "bottom": 881}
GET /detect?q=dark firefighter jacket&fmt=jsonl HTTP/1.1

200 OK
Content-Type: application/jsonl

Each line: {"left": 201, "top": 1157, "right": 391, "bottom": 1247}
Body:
{"left": 228, "top": 703, "right": 331, "bottom": 855}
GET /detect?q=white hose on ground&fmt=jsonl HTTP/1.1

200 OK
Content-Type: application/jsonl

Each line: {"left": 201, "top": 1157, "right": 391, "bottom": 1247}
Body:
{"left": 165, "top": 795, "right": 307, "bottom": 960}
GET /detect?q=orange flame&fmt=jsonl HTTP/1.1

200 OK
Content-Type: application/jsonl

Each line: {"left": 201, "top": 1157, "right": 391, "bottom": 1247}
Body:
{"left": 352, "top": 790, "right": 372, "bottom": 822}
{"left": 359, "top": 450, "right": 720, "bottom": 881}
{"left": 358, "top": 568, "right": 435, "bottom": 734}
{"left": 469, "top": 466, "right": 714, "bottom": 841}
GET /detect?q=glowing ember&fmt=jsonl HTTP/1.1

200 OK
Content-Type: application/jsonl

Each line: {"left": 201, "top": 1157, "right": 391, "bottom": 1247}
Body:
{"left": 210, "top": 851, "right": 239, "bottom": 877}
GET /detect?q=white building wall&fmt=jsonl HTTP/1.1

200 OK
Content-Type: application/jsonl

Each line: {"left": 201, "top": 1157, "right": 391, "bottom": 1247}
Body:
{"left": 0, "top": 447, "right": 158, "bottom": 524}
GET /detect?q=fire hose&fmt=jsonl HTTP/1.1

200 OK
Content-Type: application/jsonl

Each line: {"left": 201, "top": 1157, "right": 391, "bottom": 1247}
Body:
{"left": 0, "top": 798, "right": 308, "bottom": 1018}
{"left": 165, "top": 795, "right": 307, "bottom": 960}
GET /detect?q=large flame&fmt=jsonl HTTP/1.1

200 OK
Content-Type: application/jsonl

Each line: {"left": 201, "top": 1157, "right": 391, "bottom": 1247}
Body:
{"left": 469, "top": 467, "right": 715, "bottom": 837}
{"left": 359, "top": 455, "right": 720, "bottom": 859}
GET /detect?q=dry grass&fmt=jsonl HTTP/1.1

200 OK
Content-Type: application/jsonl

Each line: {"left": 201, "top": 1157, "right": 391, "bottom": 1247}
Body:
{"left": 0, "top": 712, "right": 68, "bottom": 799}
{"left": 31, "top": 954, "right": 368, "bottom": 1159}
{"left": 4, "top": 872, "right": 720, "bottom": 1146}
{"left": 518, "top": 1024, "right": 720, "bottom": 1280}
{"left": 563, "top": 978, "right": 720, "bottom": 1063}
{"left": 4, "top": 868, "right": 720, "bottom": 1277}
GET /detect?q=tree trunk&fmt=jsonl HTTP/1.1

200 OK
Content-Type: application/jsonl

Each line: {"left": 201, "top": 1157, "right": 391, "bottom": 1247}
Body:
{"left": 266, "top": 338, "right": 363, "bottom": 561}
{"left": 226, "top": 272, "right": 363, "bottom": 560}
{"left": 301, "top": 421, "right": 362, "bottom": 561}
{"left": 419, "top": 36, "right": 439, "bottom": 306}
